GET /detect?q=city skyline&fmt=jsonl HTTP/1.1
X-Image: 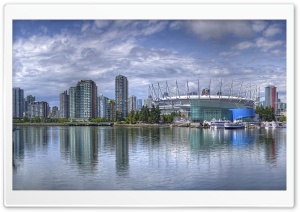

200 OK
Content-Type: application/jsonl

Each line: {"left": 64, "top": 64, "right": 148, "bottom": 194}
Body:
{"left": 13, "top": 20, "right": 286, "bottom": 108}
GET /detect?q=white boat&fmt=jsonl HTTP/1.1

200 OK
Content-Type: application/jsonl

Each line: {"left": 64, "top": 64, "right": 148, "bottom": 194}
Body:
{"left": 202, "top": 120, "right": 211, "bottom": 128}
{"left": 264, "top": 122, "right": 272, "bottom": 129}
{"left": 224, "top": 121, "right": 245, "bottom": 129}
{"left": 210, "top": 118, "right": 230, "bottom": 129}
{"left": 264, "top": 121, "right": 278, "bottom": 129}
{"left": 271, "top": 121, "right": 279, "bottom": 128}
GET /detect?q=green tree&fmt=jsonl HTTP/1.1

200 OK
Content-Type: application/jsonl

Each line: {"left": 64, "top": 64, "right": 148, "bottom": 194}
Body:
{"left": 162, "top": 114, "right": 172, "bottom": 123}
{"left": 255, "top": 106, "right": 275, "bottom": 121}
{"left": 126, "top": 110, "right": 136, "bottom": 124}
{"left": 139, "top": 105, "right": 150, "bottom": 122}
{"left": 91, "top": 117, "right": 108, "bottom": 122}
{"left": 134, "top": 111, "right": 139, "bottom": 121}
{"left": 152, "top": 105, "right": 161, "bottom": 123}
{"left": 22, "top": 116, "right": 29, "bottom": 123}
{"left": 279, "top": 116, "right": 286, "bottom": 122}
{"left": 33, "top": 116, "right": 41, "bottom": 123}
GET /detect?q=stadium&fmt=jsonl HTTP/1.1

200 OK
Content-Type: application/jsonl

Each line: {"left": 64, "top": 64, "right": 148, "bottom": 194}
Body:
{"left": 148, "top": 79, "right": 260, "bottom": 123}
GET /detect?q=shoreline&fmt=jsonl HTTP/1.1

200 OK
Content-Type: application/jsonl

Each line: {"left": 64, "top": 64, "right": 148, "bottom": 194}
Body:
{"left": 14, "top": 122, "right": 114, "bottom": 126}
{"left": 14, "top": 122, "right": 172, "bottom": 127}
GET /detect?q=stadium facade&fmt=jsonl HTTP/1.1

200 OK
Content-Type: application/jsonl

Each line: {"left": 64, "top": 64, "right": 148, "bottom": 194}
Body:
{"left": 148, "top": 79, "right": 260, "bottom": 122}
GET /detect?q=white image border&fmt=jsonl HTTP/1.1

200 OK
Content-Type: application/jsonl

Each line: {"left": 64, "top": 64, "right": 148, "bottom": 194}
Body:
{"left": 3, "top": 3, "right": 294, "bottom": 207}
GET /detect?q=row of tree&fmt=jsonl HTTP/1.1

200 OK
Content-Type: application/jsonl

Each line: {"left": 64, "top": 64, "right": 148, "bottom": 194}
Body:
{"left": 90, "top": 117, "right": 108, "bottom": 122}
{"left": 125, "top": 105, "right": 161, "bottom": 124}
{"left": 125, "top": 105, "right": 182, "bottom": 124}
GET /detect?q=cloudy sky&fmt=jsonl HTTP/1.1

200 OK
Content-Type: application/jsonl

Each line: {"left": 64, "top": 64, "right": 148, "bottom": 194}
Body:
{"left": 13, "top": 20, "right": 286, "bottom": 108}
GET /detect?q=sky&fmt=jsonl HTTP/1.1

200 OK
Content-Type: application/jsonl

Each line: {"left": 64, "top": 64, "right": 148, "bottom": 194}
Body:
{"left": 12, "top": 20, "right": 286, "bottom": 108}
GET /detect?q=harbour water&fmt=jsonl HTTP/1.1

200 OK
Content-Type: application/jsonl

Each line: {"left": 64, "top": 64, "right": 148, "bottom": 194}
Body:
{"left": 13, "top": 126, "right": 286, "bottom": 190}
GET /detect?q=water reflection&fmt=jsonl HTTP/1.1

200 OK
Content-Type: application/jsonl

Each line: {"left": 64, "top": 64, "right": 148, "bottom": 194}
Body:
{"left": 115, "top": 127, "right": 129, "bottom": 175}
{"left": 60, "top": 127, "right": 98, "bottom": 171}
{"left": 13, "top": 126, "right": 48, "bottom": 167}
{"left": 188, "top": 128, "right": 281, "bottom": 164}
{"left": 261, "top": 128, "right": 282, "bottom": 165}
{"left": 13, "top": 126, "right": 284, "bottom": 170}
{"left": 13, "top": 126, "right": 286, "bottom": 190}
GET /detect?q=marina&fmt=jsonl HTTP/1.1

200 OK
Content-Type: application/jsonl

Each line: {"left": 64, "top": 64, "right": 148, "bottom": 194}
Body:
{"left": 174, "top": 118, "right": 286, "bottom": 130}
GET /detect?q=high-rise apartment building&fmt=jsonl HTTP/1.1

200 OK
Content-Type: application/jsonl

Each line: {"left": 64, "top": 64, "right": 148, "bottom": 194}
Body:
{"left": 28, "top": 101, "right": 49, "bottom": 118}
{"left": 106, "top": 99, "right": 115, "bottom": 122}
{"left": 115, "top": 75, "right": 128, "bottom": 119}
{"left": 75, "top": 80, "right": 98, "bottom": 119}
{"left": 265, "top": 85, "right": 278, "bottom": 113}
{"left": 144, "top": 98, "right": 152, "bottom": 108}
{"left": 51, "top": 106, "right": 59, "bottom": 118}
{"left": 13, "top": 87, "right": 24, "bottom": 118}
{"left": 128, "top": 95, "right": 137, "bottom": 113}
{"left": 59, "top": 90, "right": 69, "bottom": 118}
{"left": 136, "top": 99, "right": 143, "bottom": 111}
{"left": 24, "top": 95, "right": 35, "bottom": 117}
{"left": 98, "top": 95, "right": 108, "bottom": 118}
{"left": 69, "top": 87, "right": 76, "bottom": 119}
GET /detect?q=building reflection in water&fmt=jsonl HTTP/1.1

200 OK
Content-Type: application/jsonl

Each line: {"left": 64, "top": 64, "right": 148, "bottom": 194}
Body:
{"left": 189, "top": 128, "right": 280, "bottom": 165}
{"left": 115, "top": 127, "right": 129, "bottom": 176}
{"left": 13, "top": 126, "right": 48, "bottom": 168}
{"left": 189, "top": 128, "right": 226, "bottom": 152}
{"left": 13, "top": 126, "right": 284, "bottom": 180}
{"left": 261, "top": 128, "right": 279, "bottom": 165}
{"left": 60, "top": 126, "right": 98, "bottom": 171}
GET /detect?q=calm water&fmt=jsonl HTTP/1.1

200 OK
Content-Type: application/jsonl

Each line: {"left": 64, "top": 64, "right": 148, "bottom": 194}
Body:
{"left": 13, "top": 126, "right": 286, "bottom": 190}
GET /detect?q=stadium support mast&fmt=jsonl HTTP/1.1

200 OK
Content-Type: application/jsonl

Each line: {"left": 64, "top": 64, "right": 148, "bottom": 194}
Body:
{"left": 250, "top": 83, "right": 252, "bottom": 100}
{"left": 158, "top": 82, "right": 163, "bottom": 99}
{"left": 219, "top": 79, "right": 222, "bottom": 99}
{"left": 238, "top": 82, "right": 243, "bottom": 102}
{"left": 148, "top": 85, "right": 152, "bottom": 99}
{"left": 166, "top": 81, "right": 170, "bottom": 97}
{"left": 209, "top": 79, "right": 211, "bottom": 99}
{"left": 176, "top": 80, "right": 180, "bottom": 98}
{"left": 151, "top": 84, "right": 157, "bottom": 100}
{"left": 198, "top": 79, "right": 200, "bottom": 99}
{"left": 229, "top": 80, "right": 233, "bottom": 101}
{"left": 187, "top": 79, "right": 190, "bottom": 99}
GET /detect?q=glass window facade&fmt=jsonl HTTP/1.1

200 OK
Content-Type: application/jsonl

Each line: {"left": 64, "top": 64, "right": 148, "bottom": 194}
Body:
{"left": 190, "top": 99, "right": 254, "bottom": 122}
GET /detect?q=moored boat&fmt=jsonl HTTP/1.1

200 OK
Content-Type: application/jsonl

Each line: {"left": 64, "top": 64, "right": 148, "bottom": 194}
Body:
{"left": 271, "top": 121, "right": 279, "bottom": 128}
{"left": 210, "top": 118, "right": 230, "bottom": 129}
{"left": 264, "top": 121, "right": 279, "bottom": 129}
{"left": 224, "top": 121, "right": 245, "bottom": 129}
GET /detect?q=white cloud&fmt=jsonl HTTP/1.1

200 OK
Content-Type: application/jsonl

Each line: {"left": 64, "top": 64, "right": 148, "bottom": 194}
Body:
{"left": 94, "top": 20, "right": 111, "bottom": 29}
{"left": 169, "top": 21, "right": 182, "bottom": 30}
{"left": 142, "top": 21, "right": 168, "bottom": 36}
{"left": 184, "top": 20, "right": 254, "bottom": 40}
{"left": 219, "top": 51, "right": 240, "bottom": 57}
{"left": 232, "top": 38, "right": 283, "bottom": 53}
{"left": 81, "top": 22, "right": 91, "bottom": 32}
{"left": 270, "top": 49, "right": 282, "bottom": 56}
{"left": 255, "top": 37, "right": 283, "bottom": 52}
{"left": 233, "top": 41, "right": 254, "bottom": 50}
{"left": 39, "top": 26, "right": 48, "bottom": 34}
{"left": 263, "top": 24, "right": 282, "bottom": 37}
{"left": 252, "top": 21, "right": 267, "bottom": 32}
